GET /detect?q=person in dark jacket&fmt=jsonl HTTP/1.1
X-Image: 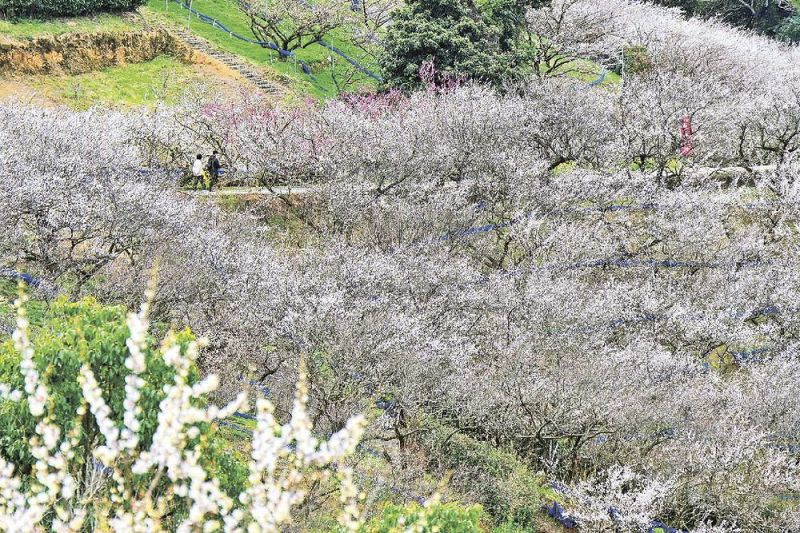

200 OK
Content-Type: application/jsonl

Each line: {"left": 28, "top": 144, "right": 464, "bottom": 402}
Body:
{"left": 206, "top": 151, "right": 222, "bottom": 191}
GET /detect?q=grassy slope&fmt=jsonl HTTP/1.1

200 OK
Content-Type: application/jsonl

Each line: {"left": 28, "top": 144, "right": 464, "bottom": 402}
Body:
{"left": 0, "top": 55, "right": 245, "bottom": 108}
{"left": 144, "top": 0, "right": 378, "bottom": 99}
{"left": 569, "top": 59, "right": 621, "bottom": 85}
{"left": 0, "top": 10, "right": 250, "bottom": 108}
{"left": 23, "top": 56, "right": 198, "bottom": 108}
{"left": 0, "top": 13, "right": 137, "bottom": 39}
{"left": 0, "top": 2, "right": 379, "bottom": 101}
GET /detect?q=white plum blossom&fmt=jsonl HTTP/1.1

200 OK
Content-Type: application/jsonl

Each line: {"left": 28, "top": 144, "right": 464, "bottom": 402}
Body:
{"left": 2, "top": 1, "right": 800, "bottom": 528}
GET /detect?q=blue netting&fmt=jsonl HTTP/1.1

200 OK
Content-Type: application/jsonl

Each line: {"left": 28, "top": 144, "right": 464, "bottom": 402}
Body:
{"left": 546, "top": 501, "right": 578, "bottom": 528}
{"left": 259, "top": 0, "right": 383, "bottom": 81}
{"left": 439, "top": 200, "right": 786, "bottom": 242}
{"left": 0, "top": 268, "right": 41, "bottom": 287}
{"left": 318, "top": 39, "right": 384, "bottom": 82}
{"left": 546, "top": 486, "right": 688, "bottom": 531}
{"left": 174, "top": 0, "right": 316, "bottom": 78}
{"left": 219, "top": 419, "right": 254, "bottom": 435}
{"left": 649, "top": 520, "right": 687, "bottom": 533}
{"left": 173, "top": 0, "right": 383, "bottom": 85}
{"left": 589, "top": 69, "right": 608, "bottom": 86}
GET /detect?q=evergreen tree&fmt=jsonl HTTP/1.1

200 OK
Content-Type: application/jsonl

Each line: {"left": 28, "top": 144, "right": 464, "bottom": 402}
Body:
{"left": 651, "top": 0, "right": 796, "bottom": 40}
{"left": 483, "top": 0, "right": 548, "bottom": 52}
{"left": 379, "top": 0, "right": 515, "bottom": 90}
{"left": 778, "top": 14, "right": 800, "bottom": 42}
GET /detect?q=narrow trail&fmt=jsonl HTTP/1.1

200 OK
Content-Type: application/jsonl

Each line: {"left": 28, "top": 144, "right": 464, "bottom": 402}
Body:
{"left": 182, "top": 164, "right": 777, "bottom": 199}
{"left": 183, "top": 186, "right": 314, "bottom": 197}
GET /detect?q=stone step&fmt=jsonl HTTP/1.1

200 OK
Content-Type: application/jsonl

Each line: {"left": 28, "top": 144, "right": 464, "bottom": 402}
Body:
{"left": 154, "top": 22, "right": 284, "bottom": 95}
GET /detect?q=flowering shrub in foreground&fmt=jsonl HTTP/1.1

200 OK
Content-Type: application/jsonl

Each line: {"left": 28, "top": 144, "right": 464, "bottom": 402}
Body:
{"left": 0, "top": 295, "right": 195, "bottom": 477}
{"left": 0, "top": 284, "right": 367, "bottom": 532}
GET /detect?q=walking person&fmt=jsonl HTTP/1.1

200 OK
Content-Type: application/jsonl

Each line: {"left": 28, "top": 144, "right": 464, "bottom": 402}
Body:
{"left": 207, "top": 151, "right": 221, "bottom": 192}
{"left": 191, "top": 154, "right": 205, "bottom": 191}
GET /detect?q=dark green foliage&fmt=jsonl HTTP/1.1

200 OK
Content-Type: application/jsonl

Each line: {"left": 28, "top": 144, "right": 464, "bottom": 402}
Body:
{"left": 365, "top": 501, "right": 485, "bottom": 532}
{"left": 778, "top": 15, "right": 800, "bottom": 42}
{"left": 483, "top": 0, "right": 522, "bottom": 52}
{"left": 480, "top": 0, "right": 550, "bottom": 78}
{"left": 623, "top": 44, "right": 653, "bottom": 76}
{"left": 0, "top": 0, "right": 144, "bottom": 18}
{"left": 650, "top": 0, "right": 796, "bottom": 40}
{"left": 483, "top": 0, "right": 546, "bottom": 52}
{"left": 379, "top": 0, "right": 517, "bottom": 89}
{"left": 421, "top": 423, "right": 555, "bottom": 530}
{"left": 701, "top": 0, "right": 793, "bottom": 36}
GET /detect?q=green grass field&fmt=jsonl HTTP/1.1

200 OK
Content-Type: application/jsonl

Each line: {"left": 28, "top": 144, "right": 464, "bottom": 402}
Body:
{"left": 145, "top": 0, "right": 379, "bottom": 98}
{"left": 0, "top": 13, "right": 138, "bottom": 39}
{"left": 9, "top": 55, "right": 212, "bottom": 108}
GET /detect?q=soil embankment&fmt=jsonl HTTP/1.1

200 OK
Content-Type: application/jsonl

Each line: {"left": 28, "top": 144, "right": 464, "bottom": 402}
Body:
{"left": 0, "top": 29, "right": 192, "bottom": 75}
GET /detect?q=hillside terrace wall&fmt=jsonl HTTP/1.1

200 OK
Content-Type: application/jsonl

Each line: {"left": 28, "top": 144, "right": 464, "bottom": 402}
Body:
{"left": 0, "top": 29, "right": 192, "bottom": 75}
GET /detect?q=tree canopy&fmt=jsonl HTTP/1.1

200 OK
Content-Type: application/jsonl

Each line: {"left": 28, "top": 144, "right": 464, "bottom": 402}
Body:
{"left": 379, "top": 0, "right": 518, "bottom": 89}
{"left": 653, "top": 0, "right": 799, "bottom": 41}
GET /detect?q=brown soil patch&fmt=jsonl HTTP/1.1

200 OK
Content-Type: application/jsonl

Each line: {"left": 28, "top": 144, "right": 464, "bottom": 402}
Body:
{"left": 0, "top": 29, "right": 191, "bottom": 76}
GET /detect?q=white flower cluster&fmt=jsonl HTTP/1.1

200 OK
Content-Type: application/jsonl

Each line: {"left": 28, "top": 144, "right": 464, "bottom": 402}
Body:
{"left": 240, "top": 362, "right": 366, "bottom": 530}
{"left": 0, "top": 285, "right": 368, "bottom": 532}
{"left": 120, "top": 279, "right": 155, "bottom": 451}
{"left": 565, "top": 466, "right": 674, "bottom": 530}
